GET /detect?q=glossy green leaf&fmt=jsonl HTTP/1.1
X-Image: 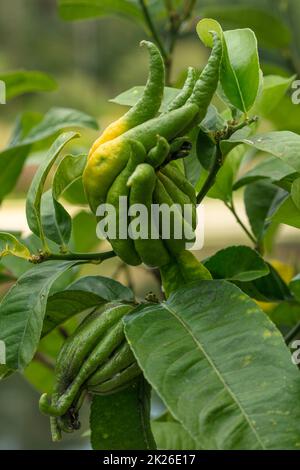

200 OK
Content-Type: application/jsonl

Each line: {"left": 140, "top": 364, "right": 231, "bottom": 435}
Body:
{"left": 90, "top": 377, "right": 156, "bottom": 450}
{"left": 26, "top": 132, "right": 79, "bottom": 242}
{"left": 221, "top": 131, "right": 300, "bottom": 173}
{"left": 58, "top": 0, "right": 144, "bottom": 24}
{"left": 43, "top": 275, "right": 134, "bottom": 335}
{"left": 42, "top": 292, "right": 101, "bottom": 337}
{"left": 22, "top": 107, "right": 98, "bottom": 143}
{"left": 221, "top": 28, "right": 260, "bottom": 112}
{"left": 235, "top": 263, "right": 292, "bottom": 302}
{"left": 196, "top": 17, "right": 223, "bottom": 47}
{"left": 68, "top": 275, "right": 134, "bottom": 301}
{"left": 0, "top": 233, "right": 31, "bottom": 261}
{"left": 0, "top": 260, "right": 81, "bottom": 371}
{"left": 203, "top": 246, "right": 269, "bottom": 281}
{"left": 8, "top": 112, "right": 43, "bottom": 145}
{"left": 125, "top": 281, "right": 300, "bottom": 449}
{"left": 0, "top": 70, "right": 57, "bottom": 100}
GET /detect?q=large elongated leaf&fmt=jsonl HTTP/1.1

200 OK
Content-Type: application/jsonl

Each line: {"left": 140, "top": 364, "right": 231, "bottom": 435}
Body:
{"left": 43, "top": 275, "right": 134, "bottom": 335}
{"left": 0, "top": 261, "right": 80, "bottom": 371}
{"left": 197, "top": 18, "right": 260, "bottom": 112}
{"left": 26, "top": 132, "right": 79, "bottom": 242}
{"left": 125, "top": 281, "right": 300, "bottom": 450}
{"left": 90, "top": 377, "right": 156, "bottom": 450}
{"left": 221, "top": 28, "right": 260, "bottom": 112}
{"left": 0, "top": 70, "right": 57, "bottom": 100}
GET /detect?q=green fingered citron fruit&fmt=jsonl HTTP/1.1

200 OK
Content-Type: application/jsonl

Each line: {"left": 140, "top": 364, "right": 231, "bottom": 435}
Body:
{"left": 39, "top": 303, "right": 140, "bottom": 441}
{"left": 128, "top": 163, "right": 170, "bottom": 268}
{"left": 83, "top": 33, "right": 223, "bottom": 267}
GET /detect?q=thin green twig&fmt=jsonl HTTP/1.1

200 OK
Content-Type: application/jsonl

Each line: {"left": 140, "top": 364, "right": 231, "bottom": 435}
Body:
{"left": 30, "top": 250, "right": 116, "bottom": 264}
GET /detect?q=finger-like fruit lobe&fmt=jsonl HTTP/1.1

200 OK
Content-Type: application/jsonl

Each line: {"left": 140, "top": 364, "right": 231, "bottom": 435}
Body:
{"left": 39, "top": 303, "right": 140, "bottom": 441}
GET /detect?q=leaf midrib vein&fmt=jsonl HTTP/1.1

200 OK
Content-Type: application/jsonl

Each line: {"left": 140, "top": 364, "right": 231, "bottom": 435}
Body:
{"left": 163, "top": 302, "right": 266, "bottom": 450}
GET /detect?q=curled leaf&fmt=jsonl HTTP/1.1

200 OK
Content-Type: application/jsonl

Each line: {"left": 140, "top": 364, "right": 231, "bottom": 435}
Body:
{"left": 0, "top": 233, "right": 31, "bottom": 261}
